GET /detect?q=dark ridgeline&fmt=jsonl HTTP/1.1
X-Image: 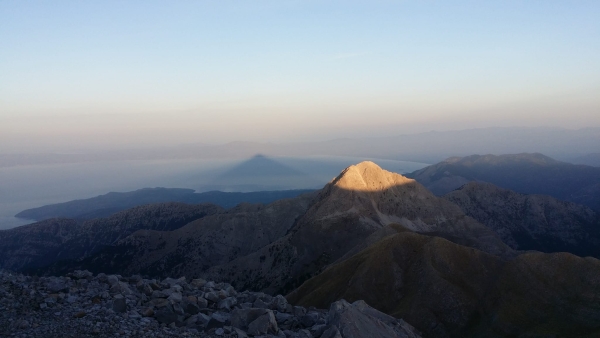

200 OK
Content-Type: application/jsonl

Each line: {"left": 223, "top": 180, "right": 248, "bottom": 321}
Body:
{"left": 407, "top": 153, "right": 600, "bottom": 210}
{"left": 16, "top": 187, "right": 314, "bottom": 221}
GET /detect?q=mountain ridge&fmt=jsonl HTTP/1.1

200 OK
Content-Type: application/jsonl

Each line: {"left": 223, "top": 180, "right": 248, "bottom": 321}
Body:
{"left": 444, "top": 181, "right": 600, "bottom": 257}
{"left": 407, "top": 153, "right": 600, "bottom": 210}
{"left": 15, "top": 188, "right": 314, "bottom": 221}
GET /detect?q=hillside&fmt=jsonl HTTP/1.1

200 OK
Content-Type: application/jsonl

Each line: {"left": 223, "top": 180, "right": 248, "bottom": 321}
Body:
{"left": 0, "top": 203, "right": 222, "bottom": 271}
{"left": 445, "top": 182, "right": 600, "bottom": 256}
{"left": 47, "top": 193, "right": 316, "bottom": 278}
{"left": 287, "top": 232, "right": 600, "bottom": 338}
{"left": 407, "top": 153, "right": 600, "bottom": 210}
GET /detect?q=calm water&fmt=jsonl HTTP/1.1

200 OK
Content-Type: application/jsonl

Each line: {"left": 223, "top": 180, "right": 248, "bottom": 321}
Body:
{"left": 0, "top": 156, "right": 429, "bottom": 230}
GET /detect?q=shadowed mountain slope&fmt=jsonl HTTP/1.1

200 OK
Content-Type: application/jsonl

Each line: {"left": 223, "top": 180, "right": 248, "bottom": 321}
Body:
{"left": 445, "top": 182, "right": 600, "bottom": 257}
{"left": 16, "top": 187, "right": 313, "bottom": 221}
{"left": 49, "top": 193, "right": 316, "bottom": 277}
{"left": 407, "top": 153, "right": 600, "bottom": 210}
{"left": 0, "top": 203, "right": 221, "bottom": 271}
{"left": 287, "top": 232, "right": 600, "bottom": 338}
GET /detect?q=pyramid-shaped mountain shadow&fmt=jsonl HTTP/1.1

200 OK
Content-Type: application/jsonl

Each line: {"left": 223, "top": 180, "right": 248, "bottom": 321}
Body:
{"left": 217, "top": 154, "right": 305, "bottom": 179}
{"left": 203, "top": 154, "right": 321, "bottom": 191}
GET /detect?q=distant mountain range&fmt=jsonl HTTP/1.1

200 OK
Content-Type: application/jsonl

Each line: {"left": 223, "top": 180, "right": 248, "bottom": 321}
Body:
{"left": 407, "top": 153, "right": 600, "bottom": 211}
{"left": 571, "top": 152, "right": 600, "bottom": 167}
{"left": 2, "top": 155, "right": 600, "bottom": 337}
{"left": 2, "top": 127, "right": 599, "bottom": 167}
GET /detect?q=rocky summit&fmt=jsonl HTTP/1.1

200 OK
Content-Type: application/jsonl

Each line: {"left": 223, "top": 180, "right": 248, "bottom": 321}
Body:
{"left": 0, "top": 269, "right": 421, "bottom": 338}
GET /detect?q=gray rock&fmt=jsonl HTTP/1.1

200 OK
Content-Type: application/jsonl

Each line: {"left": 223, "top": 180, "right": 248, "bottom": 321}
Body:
{"left": 207, "top": 311, "right": 231, "bottom": 329}
{"left": 310, "top": 324, "right": 327, "bottom": 337}
{"left": 271, "top": 295, "right": 288, "bottom": 312}
{"left": 297, "top": 329, "right": 313, "bottom": 338}
{"left": 275, "top": 312, "right": 293, "bottom": 324}
{"left": 293, "top": 306, "right": 307, "bottom": 317}
{"left": 240, "top": 302, "right": 253, "bottom": 309}
{"left": 112, "top": 295, "right": 127, "bottom": 313}
{"left": 110, "top": 282, "right": 131, "bottom": 295}
{"left": 253, "top": 298, "right": 269, "bottom": 309}
{"left": 191, "top": 278, "right": 207, "bottom": 288}
{"left": 149, "top": 297, "right": 169, "bottom": 308}
{"left": 141, "top": 307, "right": 154, "bottom": 317}
{"left": 106, "top": 275, "right": 119, "bottom": 286}
{"left": 155, "top": 304, "right": 178, "bottom": 324}
{"left": 320, "top": 326, "right": 342, "bottom": 338}
{"left": 173, "top": 302, "right": 185, "bottom": 315}
{"left": 218, "top": 296, "right": 237, "bottom": 311}
{"left": 233, "top": 327, "right": 249, "bottom": 338}
{"left": 185, "top": 301, "right": 200, "bottom": 315}
{"left": 247, "top": 311, "right": 279, "bottom": 336}
{"left": 46, "top": 280, "right": 67, "bottom": 293}
{"left": 325, "top": 300, "right": 421, "bottom": 338}
{"left": 167, "top": 292, "right": 182, "bottom": 303}
{"left": 197, "top": 312, "right": 211, "bottom": 327}
{"left": 72, "top": 270, "right": 93, "bottom": 279}
{"left": 151, "top": 290, "right": 167, "bottom": 298}
{"left": 0, "top": 269, "right": 376, "bottom": 338}
{"left": 231, "top": 308, "right": 272, "bottom": 330}
{"left": 197, "top": 297, "right": 209, "bottom": 309}
{"left": 301, "top": 312, "right": 320, "bottom": 328}
{"left": 205, "top": 291, "right": 220, "bottom": 303}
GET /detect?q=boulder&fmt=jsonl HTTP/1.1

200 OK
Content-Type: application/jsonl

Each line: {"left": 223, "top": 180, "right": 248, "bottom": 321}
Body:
{"left": 301, "top": 312, "right": 320, "bottom": 327}
{"left": 155, "top": 304, "right": 184, "bottom": 325}
{"left": 247, "top": 311, "right": 279, "bottom": 336}
{"left": 218, "top": 296, "right": 237, "bottom": 311}
{"left": 271, "top": 295, "right": 288, "bottom": 312}
{"left": 112, "top": 295, "right": 127, "bottom": 313}
{"left": 204, "top": 291, "right": 219, "bottom": 303}
{"left": 46, "top": 279, "right": 67, "bottom": 293}
{"left": 325, "top": 300, "right": 421, "bottom": 338}
{"left": 320, "top": 326, "right": 342, "bottom": 338}
{"left": 72, "top": 270, "right": 93, "bottom": 279}
{"left": 231, "top": 308, "right": 273, "bottom": 330}
{"left": 191, "top": 278, "right": 207, "bottom": 288}
{"left": 206, "top": 311, "right": 231, "bottom": 329}
{"left": 106, "top": 275, "right": 119, "bottom": 286}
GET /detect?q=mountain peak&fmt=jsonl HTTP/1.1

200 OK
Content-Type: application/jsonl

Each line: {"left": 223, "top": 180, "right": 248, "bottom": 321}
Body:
{"left": 331, "top": 161, "right": 413, "bottom": 192}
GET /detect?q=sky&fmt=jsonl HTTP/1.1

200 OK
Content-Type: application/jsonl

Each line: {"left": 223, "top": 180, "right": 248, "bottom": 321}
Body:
{"left": 1, "top": 0, "right": 599, "bottom": 152}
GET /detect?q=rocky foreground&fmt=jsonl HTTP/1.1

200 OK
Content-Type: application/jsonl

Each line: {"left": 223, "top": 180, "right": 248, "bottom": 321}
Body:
{"left": 0, "top": 270, "right": 421, "bottom": 338}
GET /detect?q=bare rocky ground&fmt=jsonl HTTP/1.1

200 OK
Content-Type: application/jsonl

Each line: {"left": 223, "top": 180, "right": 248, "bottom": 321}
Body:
{"left": 0, "top": 270, "right": 420, "bottom": 338}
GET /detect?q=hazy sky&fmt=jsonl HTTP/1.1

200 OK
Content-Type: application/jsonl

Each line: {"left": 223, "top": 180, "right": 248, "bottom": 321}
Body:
{"left": 1, "top": 1, "right": 599, "bottom": 152}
